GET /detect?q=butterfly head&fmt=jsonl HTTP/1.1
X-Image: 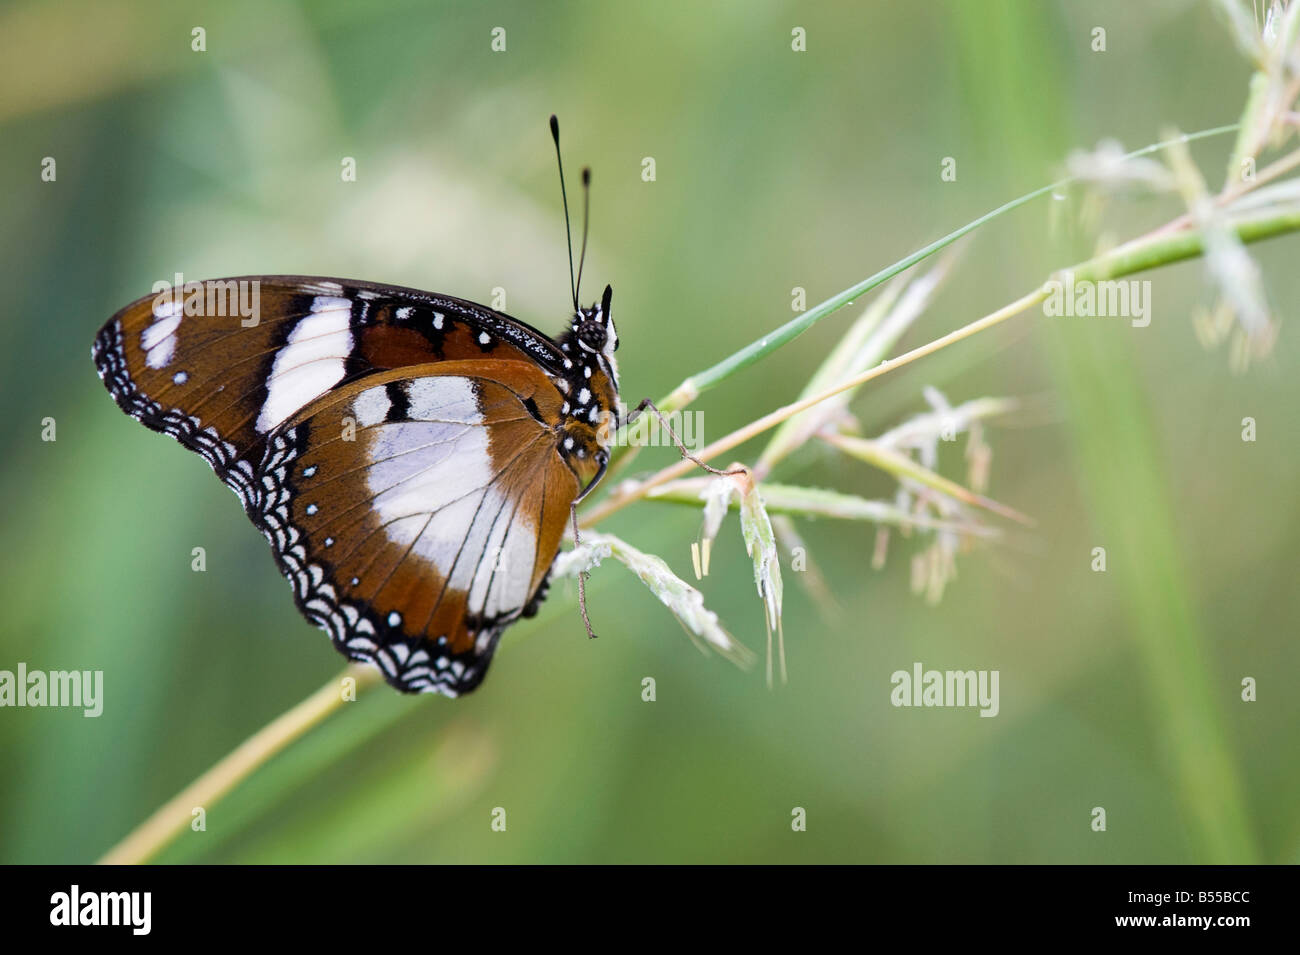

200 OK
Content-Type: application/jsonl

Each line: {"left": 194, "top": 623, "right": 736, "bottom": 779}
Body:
{"left": 572, "top": 284, "right": 619, "bottom": 389}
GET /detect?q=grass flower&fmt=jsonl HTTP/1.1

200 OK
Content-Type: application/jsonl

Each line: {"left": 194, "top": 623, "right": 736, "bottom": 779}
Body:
{"left": 553, "top": 531, "right": 753, "bottom": 667}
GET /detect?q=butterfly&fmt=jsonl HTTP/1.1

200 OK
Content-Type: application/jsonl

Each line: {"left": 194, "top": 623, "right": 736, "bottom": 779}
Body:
{"left": 91, "top": 117, "right": 625, "bottom": 697}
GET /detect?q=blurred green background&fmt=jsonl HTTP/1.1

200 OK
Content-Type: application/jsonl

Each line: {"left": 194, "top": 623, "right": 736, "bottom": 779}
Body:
{"left": 1, "top": 0, "right": 1295, "bottom": 864}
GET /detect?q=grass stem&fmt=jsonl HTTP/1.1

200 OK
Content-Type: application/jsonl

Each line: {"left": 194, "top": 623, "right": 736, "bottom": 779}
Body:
{"left": 98, "top": 665, "right": 382, "bottom": 865}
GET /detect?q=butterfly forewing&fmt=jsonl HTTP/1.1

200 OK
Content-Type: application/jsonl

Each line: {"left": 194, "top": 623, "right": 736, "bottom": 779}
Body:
{"left": 92, "top": 277, "right": 566, "bottom": 494}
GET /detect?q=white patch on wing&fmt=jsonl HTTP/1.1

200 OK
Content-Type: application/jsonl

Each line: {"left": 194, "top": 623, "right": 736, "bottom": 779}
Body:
{"left": 363, "top": 376, "right": 537, "bottom": 621}
{"left": 142, "top": 299, "right": 183, "bottom": 368}
{"left": 473, "top": 513, "right": 537, "bottom": 618}
{"left": 255, "top": 298, "right": 353, "bottom": 433}
{"left": 366, "top": 384, "right": 492, "bottom": 577}
{"left": 353, "top": 386, "right": 391, "bottom": 427}
{"left": 367, "top": 420, "right": 487, "bottom": 519}
{"left": 404, "top": 377, "right": 482, "bottom": 423}
{"left": 444, "top": 488, "right": 504, "bottom": 598}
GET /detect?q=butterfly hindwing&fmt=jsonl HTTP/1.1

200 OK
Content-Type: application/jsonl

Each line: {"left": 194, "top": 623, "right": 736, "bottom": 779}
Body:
{"left": 249, "top": 360, "right": 580, "bottom": 695}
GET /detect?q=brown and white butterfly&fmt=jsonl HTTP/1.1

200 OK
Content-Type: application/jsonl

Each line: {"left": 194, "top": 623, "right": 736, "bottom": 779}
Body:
{"left": 91, "top": 119, "right": 634, "bottom": 696}
{"left": 93, "top": 274, "right": 621, "bottom": 696}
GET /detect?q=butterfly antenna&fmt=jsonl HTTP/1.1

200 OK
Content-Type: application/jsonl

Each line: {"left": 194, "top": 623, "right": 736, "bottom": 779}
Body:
{"left": 575, "top": 167, "right": 591, "bottom": 305}
{"left": 550, "top": 115, "right": 579, "bottom": 312}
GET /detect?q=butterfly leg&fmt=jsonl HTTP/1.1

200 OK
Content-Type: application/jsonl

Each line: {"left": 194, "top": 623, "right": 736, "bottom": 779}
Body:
{"left": 625, "top": 398, "right": 747, "bottom": 478}
{"left": 570, "top": 502, "right": 599, "bottom": 640}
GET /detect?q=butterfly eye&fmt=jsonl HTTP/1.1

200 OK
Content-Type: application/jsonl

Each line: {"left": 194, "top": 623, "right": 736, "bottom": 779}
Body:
{"left": 578, "top": 318, "right": 606, "bottom": 351}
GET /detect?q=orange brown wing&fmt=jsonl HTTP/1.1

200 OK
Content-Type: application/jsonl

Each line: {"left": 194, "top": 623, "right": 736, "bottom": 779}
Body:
{"left": 252, "top": 360, "right": 581, "bottom": 695}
